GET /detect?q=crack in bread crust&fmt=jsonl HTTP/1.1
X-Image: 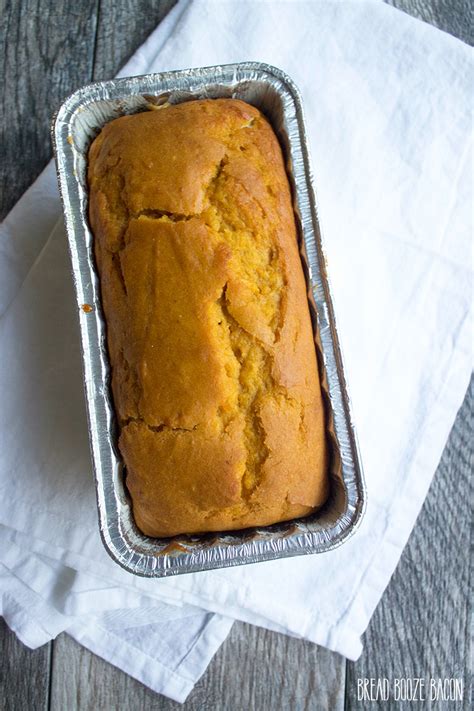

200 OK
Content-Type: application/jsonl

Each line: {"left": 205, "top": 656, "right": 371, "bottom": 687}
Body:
{"left": 216, "top": 285, "right": 270, "bottom": 498}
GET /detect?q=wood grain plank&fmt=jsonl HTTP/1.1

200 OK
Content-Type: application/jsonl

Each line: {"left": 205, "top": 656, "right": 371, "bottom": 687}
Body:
{"left": 0, "top": 618, "right": 51, "bottom": 711}
{"left": 0, "top": 3, "right": 99, "bottom": 711}
{"left": 50, "top": 622, "right": 345, "bottom": 711}
{"left": 92, "top": 0, "right": 177, "bottom": 80}
{"left": 385, "top": 0, "right": 474, "bottom": 45}
{"left": 190, "top": 623, "right": 345, "bottom": 711}
{"left": 0, "top": 0, "right": 99, "bottom": 221}
{"left": 345, "top": 377, "right": 473, "bottom": 710}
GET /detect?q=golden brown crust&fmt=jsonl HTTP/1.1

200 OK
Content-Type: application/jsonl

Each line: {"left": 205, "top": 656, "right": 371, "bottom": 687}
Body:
{"left": 88, "top": 98, "right": 328, "bottom": 537}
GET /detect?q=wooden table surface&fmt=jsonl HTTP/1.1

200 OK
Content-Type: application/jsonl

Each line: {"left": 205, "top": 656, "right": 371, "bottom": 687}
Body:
{"left": 1, "top": 1, "right": 472, "bottom": 709}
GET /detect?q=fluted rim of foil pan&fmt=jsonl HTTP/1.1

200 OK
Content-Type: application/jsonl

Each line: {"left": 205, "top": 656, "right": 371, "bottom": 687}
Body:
{"left": 52, "top": 62, "right": 366, "bottom": 577}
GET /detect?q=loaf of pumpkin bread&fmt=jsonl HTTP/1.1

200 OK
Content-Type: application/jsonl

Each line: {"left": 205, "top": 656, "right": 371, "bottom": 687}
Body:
{"left": 88, "top": 98, "right": 328, "bottom": 537}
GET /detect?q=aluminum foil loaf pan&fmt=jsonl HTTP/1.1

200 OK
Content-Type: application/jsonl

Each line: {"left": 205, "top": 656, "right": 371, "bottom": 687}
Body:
{"left": 52, "top": 62, "right": 366, "bottom": 577}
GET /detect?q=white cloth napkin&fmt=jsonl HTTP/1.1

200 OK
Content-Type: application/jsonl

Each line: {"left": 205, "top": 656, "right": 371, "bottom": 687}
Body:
{"left": 1, "top": 0, "right": 472, "bottom": 703}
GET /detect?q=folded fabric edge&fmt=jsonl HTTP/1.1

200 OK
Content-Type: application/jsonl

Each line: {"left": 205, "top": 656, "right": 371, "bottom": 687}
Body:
{"left": 0, "top": 164, "right": 60, "bottom": 319}
{"left": 1, "top": 554, "right": 234, "bottom": 703}
{"left": 305, "top": 326, "right": 473, "bottom": 659}
{"left": 67, "top": 613, "right": 234, "bottom": 704}
{"left": 0, "top": 533, "right": 207, "bottom": 626}
{"left": 379, "top": 0, "right": 473, "bottom": 49}
{"left": 1, "top": 592, "right": 56, "bottom": 649}
{"left": 0, "top": 522, "right": 346, "bottom": 656}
